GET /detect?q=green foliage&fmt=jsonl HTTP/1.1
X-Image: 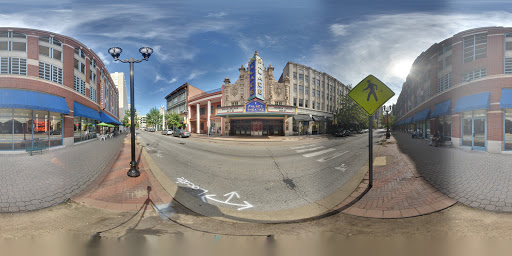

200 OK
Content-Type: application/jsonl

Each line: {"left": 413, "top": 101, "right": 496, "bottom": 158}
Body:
{"left": 335, "top": 92, "right": 368, "bottom": 129}
{"left": 165, "top": 112, "right": 182, "bottom": 129}
{"left": 123, "top": 108, "right": 138, "bottom": 128}
{"left": 146, "top": 107, "right": 162, "bottom": 129}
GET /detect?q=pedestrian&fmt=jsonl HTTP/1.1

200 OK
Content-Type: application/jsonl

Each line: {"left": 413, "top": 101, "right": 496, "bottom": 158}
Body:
{"left": 430, "top": 130, "right": 441, "bottom": 146}
{"left": 412, "top": 130, "right": 417, "bottom": 139}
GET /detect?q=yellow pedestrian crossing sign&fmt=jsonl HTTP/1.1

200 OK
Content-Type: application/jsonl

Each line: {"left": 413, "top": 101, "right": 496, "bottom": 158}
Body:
{"left": 348, "top": 74, "right": 395, "bottom": 116}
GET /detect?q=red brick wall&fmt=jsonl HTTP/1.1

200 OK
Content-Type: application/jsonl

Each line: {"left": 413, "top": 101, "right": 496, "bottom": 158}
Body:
{"left": 62, "top": 45, "right": 74, "bottom": 90}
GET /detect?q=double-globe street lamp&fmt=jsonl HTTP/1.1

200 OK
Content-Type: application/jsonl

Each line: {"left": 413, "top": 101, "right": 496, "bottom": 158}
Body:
{"left": 108, "top": 46, "right": 153, "bottom": 178}
{"left": 383, "top": 105, "right": 391, "bottom": 139}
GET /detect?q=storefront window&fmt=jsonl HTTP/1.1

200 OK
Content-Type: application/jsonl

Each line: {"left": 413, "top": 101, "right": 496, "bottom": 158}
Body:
{"left": 49, "top": 112, "right": 63, "bottom": 147}
{"left": 462, "top": 111, "right": 472, "bottom": 146}
{"left": 443, "top": 116, "right": 451, "bottom": 141}
{"left": 0, "top": 109, "right": 13, "bottom": 150}
{"left": 13, "top": 114, "right": 32, "bottom": 150}
{"left": 505, "top": 109, "right": 512, "bottom": 150}
{"left": 33, "top": 110, "right": 49, "bottom": 147}
{"left": 74, "top": 116, "right": 81, "bottom": 142}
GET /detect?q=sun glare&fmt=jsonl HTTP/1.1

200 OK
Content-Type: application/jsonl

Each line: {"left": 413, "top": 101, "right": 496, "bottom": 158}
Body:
{"left": 390, "top": 59, "right": 412, "bottom": 80}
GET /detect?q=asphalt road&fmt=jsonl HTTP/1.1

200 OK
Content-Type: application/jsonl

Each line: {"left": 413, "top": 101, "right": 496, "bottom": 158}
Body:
{"left": 137, "top": 130, "right": 381, "bottom": 213}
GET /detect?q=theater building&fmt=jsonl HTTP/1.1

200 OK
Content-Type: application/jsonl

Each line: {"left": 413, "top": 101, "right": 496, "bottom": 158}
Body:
{"left": 0, "top": 27, "right": 120, "bottom": 151}
{"left": 394, "top": 27, "right": 512, "bottom": 153}
{"left": 217, "top": 52, "right": 297, "bottom": 136}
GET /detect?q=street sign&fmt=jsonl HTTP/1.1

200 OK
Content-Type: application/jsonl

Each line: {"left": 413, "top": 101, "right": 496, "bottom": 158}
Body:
{"left": 348, "top": 75, "right": 395, "bottom": 116}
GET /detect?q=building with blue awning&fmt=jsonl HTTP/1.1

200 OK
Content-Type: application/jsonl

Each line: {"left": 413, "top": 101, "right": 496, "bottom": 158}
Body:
{"left": 1, "top": 28, "right": 121, "bottom": 151}
{"left": 392, "top": 27, "right": 512, "bottom": 153}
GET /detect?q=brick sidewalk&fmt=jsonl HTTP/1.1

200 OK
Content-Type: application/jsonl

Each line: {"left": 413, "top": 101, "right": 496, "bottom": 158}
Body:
{"left": 72, "top": 136, "right": 173, "bottom": 212}
{"left": 337, "top": 135, "right": 456, "bottom": 218}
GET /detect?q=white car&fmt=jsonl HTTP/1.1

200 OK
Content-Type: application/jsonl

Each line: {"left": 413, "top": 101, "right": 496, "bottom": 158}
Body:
{"left": 161, "top": 129, "right": 173, "bottom": 135}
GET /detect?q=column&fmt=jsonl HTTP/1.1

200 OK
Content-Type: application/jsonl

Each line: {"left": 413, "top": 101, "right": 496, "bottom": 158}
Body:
{"left": 196, "top": 104, "right": 200, "bottom": 134}
{"left": 187, "top": 105, "right": 191, "bottom": 132}
{"left": 207, "top": 100, "right": 211, "bottom": 135}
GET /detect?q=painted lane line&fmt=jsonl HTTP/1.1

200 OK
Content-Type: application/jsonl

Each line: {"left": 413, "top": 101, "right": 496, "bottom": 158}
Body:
{"left": 290, "top": 144, "right": 317, "bottom": 149}
{"left": 296, "top": 146, "right": 325, "bottom": 153}
{"left": 204, "top": 193, "right": 254, "bottom": 211}
{"left": 317, "top": 151, "right": 349, "bottom": 162}
{"left": 303, "top": 148, "right": 336, "bottom": 157}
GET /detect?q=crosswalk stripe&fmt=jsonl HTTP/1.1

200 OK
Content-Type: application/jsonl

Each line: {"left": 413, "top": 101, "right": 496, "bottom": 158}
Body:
{"left": 303, "top": 148, "right": 335, "bottom": 157}
{"left": 290, "top": 144, "right": 317, "bottom": 149}
{"left": 317, "top": 151, "right": 349, "bottom": 162}
{"left": 296, "top": 146, "right": 325, "bottom": 153}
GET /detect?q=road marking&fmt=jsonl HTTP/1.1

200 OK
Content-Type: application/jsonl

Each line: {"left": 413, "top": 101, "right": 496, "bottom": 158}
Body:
{"left": 176, "top": 177, "right": 254, "bottom": 210}
{"left": 335, "top": 164, "right": 347, "bottom": 172}
{"left": 204, "top": 192, "right": 254, "bottom": 211}
{"left": 290, "top": 144, "right": 317, "bottom": 149}
{"left": 296, "top": 146, "right": 325, "bottom": 153}
{"left": 317, "top": 151, "right": 349, "bottom": 162}
{"left": 303, "top": 148, "right": 336, "bottom": 157}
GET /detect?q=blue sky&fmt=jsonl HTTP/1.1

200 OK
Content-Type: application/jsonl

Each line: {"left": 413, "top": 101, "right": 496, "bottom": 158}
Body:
{"left": 1, "top": 0, "right": 512, "bottom": 115}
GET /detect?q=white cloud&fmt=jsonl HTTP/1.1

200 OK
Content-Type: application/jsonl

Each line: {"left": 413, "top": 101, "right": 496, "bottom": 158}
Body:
{"left": 330, "top": 24, "right": 349, "bottom": 36}
{"left": 96, "top": 52, "right": 110, "bottom": 65}
{"left": 310, "top": 11, "right": 512, "bottom": 104}
{"left": 207, "top": 12, "right": 227, "bottom": 18}
{"left": 188, "top": 70, "right": 207, "bottom": 80}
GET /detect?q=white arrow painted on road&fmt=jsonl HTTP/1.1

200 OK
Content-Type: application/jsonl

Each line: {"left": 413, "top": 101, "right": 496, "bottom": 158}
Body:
{"left": 204, "top": 193, "right": 254, "bottom": 211}
{"left": 223, "top": 191, "right": 240, "bottom": 203}
{"left": 335, "top": 164, "right": 347, "bottom": 172}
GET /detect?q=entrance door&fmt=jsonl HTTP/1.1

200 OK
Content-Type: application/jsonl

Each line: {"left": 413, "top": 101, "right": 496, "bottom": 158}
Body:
{"left": 473, "top": 117, "right": 486, "bottom": 150}
{"left": 462, "top": 111, "right": 486, "bottom": 150}
{"left": 251, "top": 121, "right": 262, "bottom": 136}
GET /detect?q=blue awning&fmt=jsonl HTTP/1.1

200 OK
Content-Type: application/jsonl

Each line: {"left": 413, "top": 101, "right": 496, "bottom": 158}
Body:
{"left": 74, "top": 102, "right": 100, "bottom": 121}
{"left": 430, "top": 100, "right": 452, "bottom": 118}
{"left": 453, "top": 92, "right": 490, "bottom": 113}
{"left": 412, "top": 108, "right": 431, "bottom": 122}
{"left": 0, "top": 88, "right": 70, "bottom": 114}
{"left": 100, "top": 111, "right": 121, "bottom": 125}
{"left": 501, "top": 88, "right": 512, "bottom": 109}
{"left": 403, "top": 116, "right": 414, "bottom": 124}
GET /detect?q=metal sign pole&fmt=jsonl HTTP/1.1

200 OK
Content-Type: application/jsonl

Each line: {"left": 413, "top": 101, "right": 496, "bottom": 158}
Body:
{"left": 369, "top": 115, "right": 373, "bottom": 188}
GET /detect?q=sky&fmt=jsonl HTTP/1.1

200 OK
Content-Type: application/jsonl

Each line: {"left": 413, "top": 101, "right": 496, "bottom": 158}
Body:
{"left": 1, "top": 0, "right": 512, "bottom": 115}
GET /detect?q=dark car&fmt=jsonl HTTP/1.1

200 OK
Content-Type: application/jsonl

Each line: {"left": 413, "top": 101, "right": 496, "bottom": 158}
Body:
{"left": 173, "top": 129, "right": 190, "bottom": 138}
{"left": 342, "top": 130, "right": 351, "bottom": 136}
{"left": 334, "top": 129, "right": 345, "bottom": 137}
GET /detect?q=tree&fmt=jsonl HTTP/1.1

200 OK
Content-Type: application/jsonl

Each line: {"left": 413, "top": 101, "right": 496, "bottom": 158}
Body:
{"left": 123, "top": 108, "right": 139, "bottom": 128}
{"left": 165, "top": 112, "right": 182, "bottom": 130}
{"left": 380, "top": 113, "right": 395, "bottom": 129}
{"left": 335, "top": 92, "right": 367, "bottom": 130}
{"left": 146, "top": 107, "right": 162, "bottom": 129}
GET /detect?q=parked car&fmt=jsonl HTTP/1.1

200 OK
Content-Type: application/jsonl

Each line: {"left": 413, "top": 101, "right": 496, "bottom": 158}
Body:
{"left": 148, "top": 127, "right": 155, "bottom": 132}
{"left": 357, "top": 130, "right": 364, "bottom": 134}
{"left": 161, "top": 129, "right": 173, "bottom": 135}
{"left": 334, "top": 129, "right": 345, "bottom": 137}
{"left": 342, "top": 130, "right": 351, "bottom": 136}
{"left": 173, "top": 129, "right": 190, "bottom": 138}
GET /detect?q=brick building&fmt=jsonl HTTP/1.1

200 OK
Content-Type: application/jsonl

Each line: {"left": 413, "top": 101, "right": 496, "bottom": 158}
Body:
{"left": 394, "top": 27, "right": 512, "bottom": 153}
{"left": 0, "top": 27, "right": 120, "bottom": 151}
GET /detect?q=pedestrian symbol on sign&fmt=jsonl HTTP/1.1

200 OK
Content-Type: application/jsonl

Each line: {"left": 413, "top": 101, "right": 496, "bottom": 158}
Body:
{"left": 362, "top": 79, "right": 378, "bottom": 102}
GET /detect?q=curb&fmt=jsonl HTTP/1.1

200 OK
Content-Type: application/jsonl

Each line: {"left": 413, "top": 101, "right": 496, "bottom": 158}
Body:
{"left": 143, "top": 140, "right": 381, "bottom": 224}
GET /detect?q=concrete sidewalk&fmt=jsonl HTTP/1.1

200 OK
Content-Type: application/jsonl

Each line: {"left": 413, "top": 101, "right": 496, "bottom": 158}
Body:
{"left": 1, "top": 135, "right": 124, "bottom": 213}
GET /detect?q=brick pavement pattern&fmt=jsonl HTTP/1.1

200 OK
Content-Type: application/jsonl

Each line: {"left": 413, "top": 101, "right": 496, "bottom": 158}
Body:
{"left": 338, "top": 135, "right": 456, "bottom": 218}
{"left": 72, "top": 136, "right": 170, "bottom": 212}
{"left": 0, "top": 135, "right": 124, "bottom": 213}
{"left": 392, "top": 133, "right": 512, "bottom": 213}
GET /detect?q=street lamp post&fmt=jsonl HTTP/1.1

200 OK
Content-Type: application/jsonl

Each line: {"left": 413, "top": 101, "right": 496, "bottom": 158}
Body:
{"left": 108, "top": 46, "right": 153, "bottom": 178}
{"left": 384, "top": 105, "right": 391, "bottom": 139}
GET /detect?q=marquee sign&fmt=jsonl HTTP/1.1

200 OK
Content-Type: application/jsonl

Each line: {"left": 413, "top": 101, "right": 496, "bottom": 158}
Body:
{"left": 267, "top": 106, "right": 297, "bottom": 114}
{"left": 248, "top": 52, "right": 264, "bottom": 101}
{"left": 245, "top": 100, "right": 266, "bottom": 113}
{"left": 216, "top": 106, "right": 244, "bottom": 115}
